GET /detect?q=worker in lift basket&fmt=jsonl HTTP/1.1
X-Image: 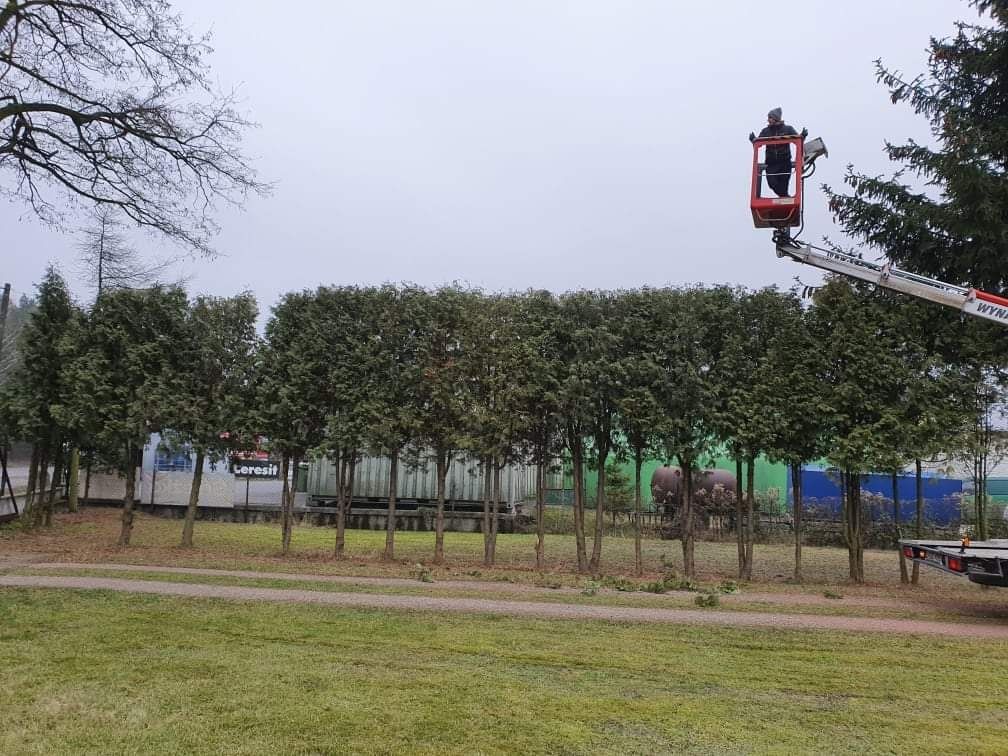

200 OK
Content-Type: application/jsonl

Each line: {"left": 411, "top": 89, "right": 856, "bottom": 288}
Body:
{"left": 750, "top": 107, "right": 800, "bottom": 198}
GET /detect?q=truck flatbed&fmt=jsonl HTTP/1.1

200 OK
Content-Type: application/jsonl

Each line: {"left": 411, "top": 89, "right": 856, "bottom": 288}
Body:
{"left": 901, "top": 539, "right": 1008, "bottom": 587}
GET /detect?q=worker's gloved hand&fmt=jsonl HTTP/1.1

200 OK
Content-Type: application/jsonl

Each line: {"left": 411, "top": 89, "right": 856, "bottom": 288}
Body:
{"left": 748, "top": 132, "right": 756, "bottom": 143}
{"left": 800, "top": 127, "right": 809, "bottom": 138}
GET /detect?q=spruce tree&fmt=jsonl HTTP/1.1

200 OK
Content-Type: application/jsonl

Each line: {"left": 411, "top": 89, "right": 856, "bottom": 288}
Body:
{"left": 825, "top": 0, "right": 1008, "bottom": 544}
{"left": 825, "top": 1, "right": 1008, "bottom": 292}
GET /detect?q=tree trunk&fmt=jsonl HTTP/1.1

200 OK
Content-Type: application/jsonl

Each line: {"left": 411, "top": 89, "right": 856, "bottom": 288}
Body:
{"left": 117, "top": 444, "right": 138, "bottom": 547}
{"left": 852, "top": 480, "right": 865, "bottom": 584}
{"left": 571, "top": 439, "right": 588, "bottom": 572}
{"left": 335, "top": 451, "right": 351, "bottom": 559}
{"left": 434, "top": 450, "right": 449, "bottom": 564}
{"left": 45, "top": 445, "right": 64, "bottom": 527}
{"left": 589, "top": 441, "right": 608, "bottom": 573}
{"left": 843, "top": 470, "right": 864, "bottom": 583}
{"left": 973, "top": 386, "right": 990, "bottom": 540}
{"left": 482, "top": 455, "right": 493, "bottom": 565}
{"left": 67, "top": 446, "right": 80, "bottom": 513}
{"left": 383, "top": 449, "right": 398, "bottom": 561}
{"left": 535, "top": 454, "right": 546, "bottom": 572}
{"left": 912, "top": 458, "right": 922, "bottom": 585}
{"left": 25, "top": 444, "right": 40, "bottom": 512}
{"left": 893, "top": 471, "right": 909, "bottom": 584}
{"left": 180, "top": 448, "right": 205, "bottom": 547}
{"left": 333, "top": 450, "right": 345, "bottom": 558}
{"left": 735, "top": 456, "right": 744, "bottom": 576}
{"left": 792, "top": 463, "right": 803, "bottom": 583}
{"left": 280, "top": 453, "right": 292, "bottom": 555}
{"left": 972, "top": 452, "right": 982, "bottom": 540}
{"left": 978, "top": 443, "right": 989, "bottom": 541}
{"left": 31, "top": 448, "right": 47, "bottom": 526}
{"left": 340, "top": 454, "right": 356, "bottom": 558}
{"left": 487, "top": 459, "right": 501, "bottom": 565}
{"left": 744, "top": 455, "right": 756, "bottom": 581}
{"left": 680, "top": 460, "right": 695, "bottom": 578}
{"left": 633, "top": 450, "right": 643, "bottom": 577}
{"left": 282, "top": 452, "right": 302, "bottom": 555}
{"left": 291, "top": 453, "right": 303, "bottom": 550}
{"left": 84, "top": 454, "right": 92, "bottom": 503}
{"left": 840, "top": 470, "right": 847, "bottom": 562}
{"left": 32, "top": 448, "right": 49, "bottom": 525}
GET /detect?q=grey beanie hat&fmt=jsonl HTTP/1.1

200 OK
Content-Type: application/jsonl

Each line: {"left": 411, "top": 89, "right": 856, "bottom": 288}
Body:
{"left": 768, "top": 107, "right": 783, "bottom": 120}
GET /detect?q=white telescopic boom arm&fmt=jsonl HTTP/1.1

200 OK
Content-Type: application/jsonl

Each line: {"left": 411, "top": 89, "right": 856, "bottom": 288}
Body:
{"left": 776, "top": 238, "right": 1008, "bottom": 327}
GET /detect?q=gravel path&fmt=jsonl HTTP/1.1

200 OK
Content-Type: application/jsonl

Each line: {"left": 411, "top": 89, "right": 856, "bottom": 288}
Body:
{"left": 3, "top": 573, "right": 1007, "bottom": 639}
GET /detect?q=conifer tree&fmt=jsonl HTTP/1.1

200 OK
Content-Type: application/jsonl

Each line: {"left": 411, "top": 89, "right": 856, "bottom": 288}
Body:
{"left": 174, "top": 293, "right": 259, "bottom": 547}
{"left": 61, "top": 286, "right": 188, "bottom": 545}
{"left": 257, "top": 290, "right": 328, "bottom": 555}
{"left": 826, "top": 2, "right": 1008, "bottom": 544}
{"left": 0, "top": 268, "right": 78, "bottom": 523}
{"left": 825, "top": 0, "right": 1008, "bottom": 293}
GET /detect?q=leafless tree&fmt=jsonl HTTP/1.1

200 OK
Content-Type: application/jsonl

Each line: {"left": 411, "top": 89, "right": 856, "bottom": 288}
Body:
{"left": 76, "top": 207, "right": 180, "bottom": 301}
{"left": 0, "top": 1, "right": 269, "bottom": 255}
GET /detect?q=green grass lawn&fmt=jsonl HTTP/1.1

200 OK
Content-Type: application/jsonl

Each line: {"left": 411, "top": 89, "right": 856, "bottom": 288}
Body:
{"left": 1, "top": 508, "right": 979, "bottom": 598}
{"left": 1, "top": 588, "right": 1006, "bottom": 755}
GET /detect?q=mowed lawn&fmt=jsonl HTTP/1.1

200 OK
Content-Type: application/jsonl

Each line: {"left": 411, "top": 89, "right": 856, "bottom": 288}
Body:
{"left": 0, "top": 507, "right": 977, "bottom": 596}
{"left": 1, "top": 588, "right": 1006, "bottom": 755}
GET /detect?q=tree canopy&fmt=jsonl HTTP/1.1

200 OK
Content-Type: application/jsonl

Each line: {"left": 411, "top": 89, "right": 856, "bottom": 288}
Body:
{"left": 2, "top": 276, "right": 999, "bottom": 579}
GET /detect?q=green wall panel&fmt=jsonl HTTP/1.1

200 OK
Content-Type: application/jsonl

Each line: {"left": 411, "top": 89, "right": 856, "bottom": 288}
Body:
{"left": 564, "top": 453, "right": 788, "bottom": 513}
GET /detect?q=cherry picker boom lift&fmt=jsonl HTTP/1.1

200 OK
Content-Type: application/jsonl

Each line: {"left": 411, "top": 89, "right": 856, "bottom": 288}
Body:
{"left": 750, "top": 132, "right": 1008, "bottom": 586}
{"left": 749, "top": 133, "right": 1008, "bottom": 327}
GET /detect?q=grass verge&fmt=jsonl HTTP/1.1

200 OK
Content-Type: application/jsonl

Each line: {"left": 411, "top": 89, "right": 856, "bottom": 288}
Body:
{"left": 1, "top": 508, "right": 998, "bottom": 605}
{"left": 1, "top": 588, "right": 1007, "bottom": 755}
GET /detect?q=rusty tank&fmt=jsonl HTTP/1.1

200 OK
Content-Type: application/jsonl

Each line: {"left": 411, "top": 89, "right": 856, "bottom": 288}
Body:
{"left": 650, "top": 465, "right": 738, "bottom": 512}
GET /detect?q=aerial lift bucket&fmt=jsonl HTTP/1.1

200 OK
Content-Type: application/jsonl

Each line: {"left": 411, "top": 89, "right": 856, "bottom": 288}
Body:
{"left": 750, "top": 135, "right": 805, "bottom": 228}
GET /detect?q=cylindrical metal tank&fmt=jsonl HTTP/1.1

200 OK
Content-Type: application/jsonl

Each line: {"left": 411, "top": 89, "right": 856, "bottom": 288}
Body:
{"left": 650, "top": 465, "right": 738, "bottom": 508}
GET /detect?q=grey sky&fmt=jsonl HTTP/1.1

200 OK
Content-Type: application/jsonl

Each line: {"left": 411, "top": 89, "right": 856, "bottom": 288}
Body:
{"left": 2, "top": 0, "right": 971, "bottom": 313}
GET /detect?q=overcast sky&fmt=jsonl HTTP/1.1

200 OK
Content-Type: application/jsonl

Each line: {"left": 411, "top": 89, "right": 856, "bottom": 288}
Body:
{"left": 2, "top": 0, "right": 972, "bottom": 316}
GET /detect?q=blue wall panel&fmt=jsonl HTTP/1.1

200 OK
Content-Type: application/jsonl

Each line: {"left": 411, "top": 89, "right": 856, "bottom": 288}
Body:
{"left": 788, "top": 468, "right": 962, "bottom": 526}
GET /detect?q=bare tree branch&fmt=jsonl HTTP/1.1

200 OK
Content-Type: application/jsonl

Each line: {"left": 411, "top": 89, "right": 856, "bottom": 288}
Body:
{"left": 0, "top": 1, "right": 270, "bottom": 255}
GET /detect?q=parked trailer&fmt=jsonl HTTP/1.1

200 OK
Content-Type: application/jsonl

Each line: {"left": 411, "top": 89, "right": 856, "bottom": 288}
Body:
{"left": 901, "top": 538, "right": 1008, "bottom": 587}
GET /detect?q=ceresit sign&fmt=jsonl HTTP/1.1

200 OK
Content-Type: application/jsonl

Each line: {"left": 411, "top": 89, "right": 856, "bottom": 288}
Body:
{"left": 230, "top": 459, "right": 280, "bottom": 478}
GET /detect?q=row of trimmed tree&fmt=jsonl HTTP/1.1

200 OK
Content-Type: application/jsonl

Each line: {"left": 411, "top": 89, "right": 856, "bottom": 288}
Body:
{"left": 0, "top": 271, "right": 258, "bottom": 547}
{"left": 3, "top": 0, "right": 1008, "bottom": 586}
{"left": 2, "top": 269, "right": 1004, "bottom": 583}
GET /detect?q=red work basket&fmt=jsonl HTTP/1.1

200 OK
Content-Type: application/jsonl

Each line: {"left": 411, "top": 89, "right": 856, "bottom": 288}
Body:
{"left": 750, "top": 136, "right": 804, "bottom": 228}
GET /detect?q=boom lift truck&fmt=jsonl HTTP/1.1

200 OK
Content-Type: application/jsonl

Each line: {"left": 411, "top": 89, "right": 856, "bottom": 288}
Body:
{"left": 750, "top": 133, "right": 1008, "bottom": 587}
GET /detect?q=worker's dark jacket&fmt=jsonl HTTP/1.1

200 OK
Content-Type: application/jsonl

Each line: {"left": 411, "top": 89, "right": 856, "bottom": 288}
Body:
{"left": 759, "top": 122, "right": 799, "bottom": 167}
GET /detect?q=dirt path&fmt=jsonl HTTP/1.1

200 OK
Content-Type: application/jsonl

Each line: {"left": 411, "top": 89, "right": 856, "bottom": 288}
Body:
{"left": 3, "top": 573, "right": 1007, "bottom": 639}
{"left": 16, "top": 561, "right": 913, "bottom": 608}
